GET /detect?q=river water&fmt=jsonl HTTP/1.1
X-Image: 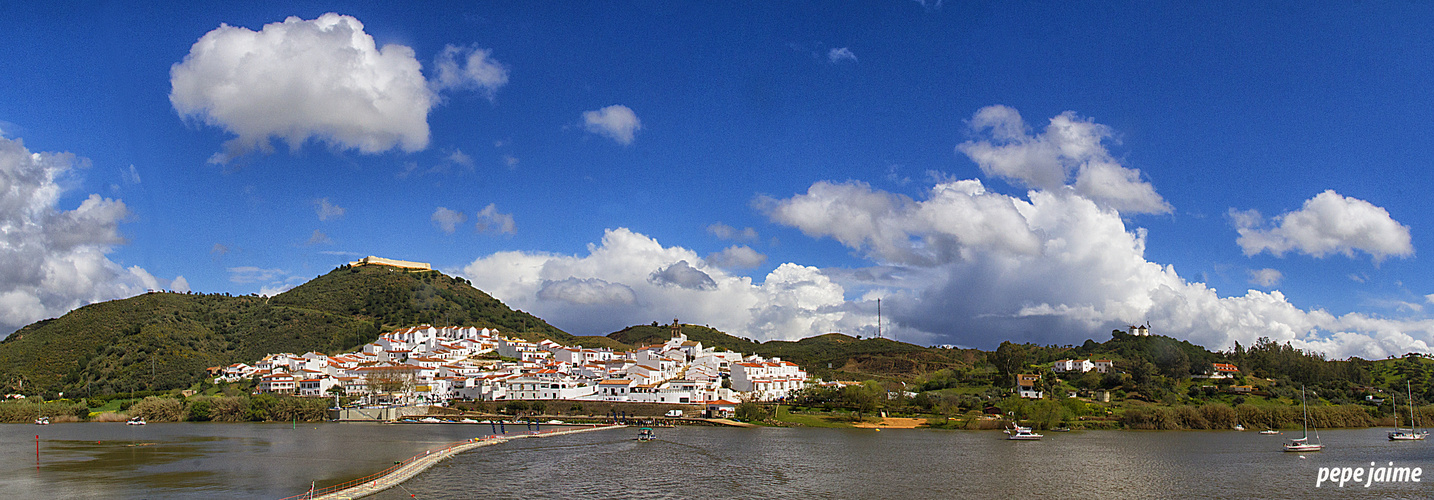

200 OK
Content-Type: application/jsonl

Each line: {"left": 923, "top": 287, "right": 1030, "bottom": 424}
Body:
{"left": 5, "top": 423, "right": 1432, "bottom": 498}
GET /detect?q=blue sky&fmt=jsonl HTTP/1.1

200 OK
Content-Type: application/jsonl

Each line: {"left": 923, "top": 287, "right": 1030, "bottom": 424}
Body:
{"left": 3, "top": 1, "right": 1433, "bottom": 358}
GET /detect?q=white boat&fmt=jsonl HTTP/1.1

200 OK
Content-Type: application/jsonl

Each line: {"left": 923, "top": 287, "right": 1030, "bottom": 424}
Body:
{"left": 1388, "top": 381, "right": 1429, "bottom": 441}
{"left": 126, "top": 416, "right": 146, "bottom": 426}
{"left": 1260, "top": 429, "right": 1280, "bottom": 435}
{"left": 636, "top": 427, "right": 655, "bottom": 441}
{"left": 1005, "top": 424, "right": 1043, "bottom": 440}
{"left": 1284, "top": 387, "right": 1322, "bottom": 452}
{"left": 34, "top": 416, "right": 50, "bottom": 425}
{"left": 1233, "top": 424, "right": 1245, "bottom": 431}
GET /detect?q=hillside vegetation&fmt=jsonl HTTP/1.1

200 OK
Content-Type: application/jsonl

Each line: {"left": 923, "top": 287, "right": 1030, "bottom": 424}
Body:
{"left": 0, "top": 264, "right": 567, "bottom": 397}
{"left": 609, "top": 325, "right": 980, "bottom": 381}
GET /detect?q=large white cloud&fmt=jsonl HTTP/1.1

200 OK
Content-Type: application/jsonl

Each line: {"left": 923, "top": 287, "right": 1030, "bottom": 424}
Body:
{"left": 170, "top": 13, "right": 437, "bottom": 163}
{"left": 458, "top": 228, "right": 872, "bottom": 340}
{"left": 957, "top": 105, "right": 1171, "bottom": 215}
{"left": 1232, "top": 189, "right": 1413, "bottom": 262}
{"left": 762, "top": 176, "right": 1431, "bottom": 359}
{"left": 0, "top": 138, "right": 168, "bottom": 336}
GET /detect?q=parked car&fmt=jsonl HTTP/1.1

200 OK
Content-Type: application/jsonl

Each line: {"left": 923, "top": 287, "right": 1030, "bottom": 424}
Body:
{"left": 665, "top": 409, "right": 683, "bottom": 417}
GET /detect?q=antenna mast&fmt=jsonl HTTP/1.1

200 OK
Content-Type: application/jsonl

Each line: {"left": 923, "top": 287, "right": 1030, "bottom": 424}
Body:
{"left": 877, "top": 298, "right": 882, "bottom": 339}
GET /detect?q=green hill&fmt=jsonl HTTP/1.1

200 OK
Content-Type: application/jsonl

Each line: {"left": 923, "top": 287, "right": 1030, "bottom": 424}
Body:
{"left": 608, "top": 323, "right": 760, "bottom": 353}
{"left": 0, "top": 264, "right": 568, "bottom": 397}
{"left": 608, "top": 324, "right": 978, "bottom": 380}
{"left": 753, "top": 333, "right": 981, "bottom": 380}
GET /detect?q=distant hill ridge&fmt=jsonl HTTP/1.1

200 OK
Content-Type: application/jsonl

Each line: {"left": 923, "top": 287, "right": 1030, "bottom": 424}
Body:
{"left": 0, "top": 264, "right": 567, "bottom": 395}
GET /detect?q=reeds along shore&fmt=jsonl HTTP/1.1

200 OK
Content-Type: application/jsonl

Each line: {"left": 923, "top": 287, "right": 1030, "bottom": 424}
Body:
{"left": 1118, "top": 403, "right": 1421, "bottom": 430}
{"left": 0, "top": 395, "right": 331, "bottom": 423}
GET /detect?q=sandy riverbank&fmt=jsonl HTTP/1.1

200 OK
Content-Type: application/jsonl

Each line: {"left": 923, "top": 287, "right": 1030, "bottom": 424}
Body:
{"left": 853, "top": 417, "right": 927, "bottom": 429}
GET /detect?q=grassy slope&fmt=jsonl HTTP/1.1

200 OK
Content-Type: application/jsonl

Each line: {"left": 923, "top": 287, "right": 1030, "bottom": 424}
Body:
{"left": 609, "top": 325, "right": 978, "bottom": 380}
{"left": 0, "top": 265, "right": 571, "bottom": 396}
{"left": 755, "top": 333, "right": 980, "bottom": 380}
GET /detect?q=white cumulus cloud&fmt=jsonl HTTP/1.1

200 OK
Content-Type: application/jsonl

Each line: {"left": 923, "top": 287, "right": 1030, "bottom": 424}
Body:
{"left": 1232, "top": 190, "right": 1413, "bottom": 262}
{"left": 458, "top": 228, "right": 873, "bottom": 339}
{"left": 706, "top": 245, "right": 767, "bottom": 269}
{"left": 431, "top": 207, "right": 466, "bottom": 234}
{"left": 431, "top": 44, "right": 509, "bottom": 100}
{"left": 582, "top": 105, "right": 641, "bottom": 145}
{"left": 0, "top": 137, "right": 164, "bottom": 336}
{"left": 170, "top": 13, "right": 435, "bottom": 164}
{"left": 475, "top": 203, "right": 515, "bottom": 235}
{"left": 762, "top": 176, "right": 1432, "bottom": 360}
{"left": 1248, "top": 268, "right": 1283, "bottom": 287}
{"left": 828, "top": 47, "right": 857, "bottom": 63}
{"left": 707, "top": 222, "right": 758, "bottom": 242}
{"left": 957, "top": 105, "right": 1171, "bottom": 215}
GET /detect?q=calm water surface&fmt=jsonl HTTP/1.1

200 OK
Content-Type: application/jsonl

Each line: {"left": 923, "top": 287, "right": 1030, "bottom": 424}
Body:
{"left": 4, "top": 421, "right": 532, "bottom": 498}
{"left": 376, "top": 426, "right": 1434, "bottom": 499}
{"left": 6, "top": 423, "right": 1434, "bottom": 499}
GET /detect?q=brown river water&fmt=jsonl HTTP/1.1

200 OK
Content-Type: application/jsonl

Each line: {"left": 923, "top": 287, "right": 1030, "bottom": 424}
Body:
{"left": 5, "top": 423, "right": 1432, "bottom": 499}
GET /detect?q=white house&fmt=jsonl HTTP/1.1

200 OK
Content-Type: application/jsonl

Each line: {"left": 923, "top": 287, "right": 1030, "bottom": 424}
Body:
{"left": 731, "top": 359, "right": 807, "bottom": 400}
{"left": 1052, "top": 359, "right": 1095, "bottom": 374}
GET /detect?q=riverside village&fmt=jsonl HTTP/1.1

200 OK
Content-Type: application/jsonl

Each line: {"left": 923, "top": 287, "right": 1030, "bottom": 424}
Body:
{"left": 218, "top": 319, "right": 806, "bottom": 419}
{"left": 210, "top": 258, "right": 807, "bottom": 419}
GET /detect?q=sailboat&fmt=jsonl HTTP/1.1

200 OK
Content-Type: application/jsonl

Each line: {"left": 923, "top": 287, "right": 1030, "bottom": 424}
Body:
{"left": 1388, "top": 381, "right": 1428, "bottom": 441}
{"left": 1284, "top": 386, "right": 1323, "bottom": 452}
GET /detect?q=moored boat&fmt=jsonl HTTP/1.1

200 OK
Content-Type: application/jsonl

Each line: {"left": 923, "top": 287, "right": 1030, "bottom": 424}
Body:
{"left": 1005, "top": 424, "right": 1042, "bottom": 440}
{"left": 35, "top": 416, "right": 50, "bottom": 425}
{"left": 1389, "top": 381, "right": 1428, "bottom": 441}
{"left": 1259, "top": 429, "right": 1280, "bottom": 435}
{"left": 636, "top": 427, "right": 655, "bottom": 441}
{"left": 1283, "top": 387, "right": 1322, "bottom": 452}
{"left": 127, "top": 416, "right": 146, "bottom": 426}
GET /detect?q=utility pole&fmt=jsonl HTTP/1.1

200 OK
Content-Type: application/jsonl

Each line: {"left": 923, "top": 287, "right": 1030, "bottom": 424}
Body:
{"left": 877, "top": 298, "right": 882, "bottom": 339}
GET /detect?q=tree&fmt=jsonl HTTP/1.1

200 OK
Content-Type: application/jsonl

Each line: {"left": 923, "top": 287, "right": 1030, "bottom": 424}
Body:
{"left": 364, "top": 367, "right": 415, "bottom": 403}
{"left": 990, "top": 342, "right": 1030, "bottom": 387}
{"left": 734, "top": 401, "right": 769, "bottom": 422}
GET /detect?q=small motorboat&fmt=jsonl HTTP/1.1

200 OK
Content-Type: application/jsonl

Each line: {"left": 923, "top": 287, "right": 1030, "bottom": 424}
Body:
{"left": 127, "top": 416, "right": 146, "bottom": 426}
{"left": 35, "top": 416, "right": 50, "bottom": 425}
{"left": 636, "top": 427, "right": 655, "bottom": 441}
{"left": 1005, "top": 424, "right": 1042, "bottom": 440}
{"left": 1233, "top": 424, "right": 1245, "bottom": 431}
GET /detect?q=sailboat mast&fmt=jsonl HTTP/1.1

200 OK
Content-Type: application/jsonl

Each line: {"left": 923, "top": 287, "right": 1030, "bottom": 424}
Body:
{"left": 1408, "top": 381, "right": 1417, "bottom": 430}
{"left": 1301, "top": 387, "right": 1309, "bottom": 439}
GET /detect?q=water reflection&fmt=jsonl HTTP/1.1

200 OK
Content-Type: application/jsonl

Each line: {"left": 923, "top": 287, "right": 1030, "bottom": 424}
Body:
{"left": 5, "top": 424, "right": 1432, "bottom": 499}
{"left": 376, "top": 427, "right": 1433, "bottom": 500}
